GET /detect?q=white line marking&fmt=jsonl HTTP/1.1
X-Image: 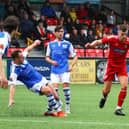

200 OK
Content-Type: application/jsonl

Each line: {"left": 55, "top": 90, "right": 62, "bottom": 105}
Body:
{"left": 0, "top": 119, "right": 129, "bottom": 127}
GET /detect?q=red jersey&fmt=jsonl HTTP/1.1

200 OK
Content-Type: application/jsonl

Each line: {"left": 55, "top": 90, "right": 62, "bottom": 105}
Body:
{"left": 102, "top": 35, "right": 129, "bottom": 68}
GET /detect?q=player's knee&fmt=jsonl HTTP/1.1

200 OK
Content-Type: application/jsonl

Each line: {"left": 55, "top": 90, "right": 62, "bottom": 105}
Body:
{"left": 104, "top": 88, "right": 110, "bottom": 94}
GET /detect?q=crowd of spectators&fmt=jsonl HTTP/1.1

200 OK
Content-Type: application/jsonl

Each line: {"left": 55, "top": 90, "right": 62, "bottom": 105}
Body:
{"left": 0, "top": 0, "right": 129, "bottom": 49}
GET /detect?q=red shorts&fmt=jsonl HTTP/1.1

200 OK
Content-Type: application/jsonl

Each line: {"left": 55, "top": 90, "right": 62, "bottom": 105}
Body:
{"left": 103, "top": 62, "right": 128, "bottom": 82}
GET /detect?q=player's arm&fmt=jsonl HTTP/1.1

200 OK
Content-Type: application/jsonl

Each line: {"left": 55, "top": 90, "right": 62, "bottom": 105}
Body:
{"left": 8, "top": 73, "right": 17, "bottom": 108}
{"left": 45, "top": 45, "right": 58, "bottom": 66}
{"left": 68, "top": 44, "right": 78, "bottom": 72}
{"left": 8, "top": 85, "right": 16, "bottom": 108}
{"left": 0, "top": 54, "right": 8, "bottom": 88}
{"left": 85, "top": 36, "right": 111, "bottom": 48}
{"left": 24, "top": 40, "right": 41, "bottom": 55}
{"left": 85, "top": 39, "right": 102, "bottom": 48}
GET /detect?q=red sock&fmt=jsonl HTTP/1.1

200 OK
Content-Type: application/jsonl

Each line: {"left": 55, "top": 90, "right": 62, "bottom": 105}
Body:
{"left": 117, "top": 88, "right": 127, "bottom": 107}
{"left": 102, "top": 89, "right": 108, "bottom": 99}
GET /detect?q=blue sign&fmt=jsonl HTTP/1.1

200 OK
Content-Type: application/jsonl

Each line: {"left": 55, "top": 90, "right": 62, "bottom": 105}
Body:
{"left": 66, "top": 0, "right": 100, "bottom": 4}
{"left": 7, "top": 58, "right": 51, "bottom": 80}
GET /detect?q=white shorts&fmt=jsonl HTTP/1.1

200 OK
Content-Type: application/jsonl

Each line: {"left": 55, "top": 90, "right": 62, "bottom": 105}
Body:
{"left": 51, "top": 72, "right": 70, "bottom": 83}
{"left": 29, "top": 77, "right": 49, "bottom": 95}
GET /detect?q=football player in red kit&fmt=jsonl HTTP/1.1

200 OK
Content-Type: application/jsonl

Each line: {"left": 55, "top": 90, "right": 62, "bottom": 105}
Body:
{"left": 86, "top": 24, "right": 129, "bottom": 116}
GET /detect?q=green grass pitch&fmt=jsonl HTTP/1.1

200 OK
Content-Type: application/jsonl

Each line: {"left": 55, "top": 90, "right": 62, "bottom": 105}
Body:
{"left": 0, "top": 84, "right": 129, "bottom": 129}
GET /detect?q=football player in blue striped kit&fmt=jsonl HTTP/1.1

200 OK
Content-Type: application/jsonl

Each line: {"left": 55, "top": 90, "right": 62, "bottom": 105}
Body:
{"left": 46, "top": 26, "right": 78, "bottom": 113}
{"left": 0, "top": 16, "right": 19, "bottom": 88}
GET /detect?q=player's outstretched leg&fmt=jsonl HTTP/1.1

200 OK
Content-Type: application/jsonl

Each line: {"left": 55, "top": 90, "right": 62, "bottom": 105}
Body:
{"left": 114, "top": 76, "right": 127, "bottom": 116}
{"left": 114, "top": 87, "right": 127, "bottom": 116}
{"left": 63, "top": 83, "right": 71, "bottom": 113}
{"left": 41, "top": 86, "right": 67, "bottom": 117}
{"left": 99, "top": 81, "right": 112, "bottom": 108}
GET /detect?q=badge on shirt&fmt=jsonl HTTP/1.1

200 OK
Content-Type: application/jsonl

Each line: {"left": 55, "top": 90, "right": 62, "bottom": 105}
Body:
{"left": 62, "top": 44, "right": 68, "bottom": 48}
{"left": 0, "top": 44, "right": 4, "bottom": 49}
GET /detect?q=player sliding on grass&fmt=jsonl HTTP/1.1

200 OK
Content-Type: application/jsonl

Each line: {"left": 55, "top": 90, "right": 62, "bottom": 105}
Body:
{"left": 8, "top": 40, "right": 67, "bottom": 117}
{"left": 86, "top": 24, "right": 129, "bottom": 116}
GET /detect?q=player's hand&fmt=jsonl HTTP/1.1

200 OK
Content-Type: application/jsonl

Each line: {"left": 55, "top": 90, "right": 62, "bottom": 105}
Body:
{"left": 68, "top": 65, "right": 73, "bottom": 72}
{"left": 34, "top": 40, "right": 41, "bottom": 46}
{"left": 52, "top": 61, "right": 58, "bottom": 66}
{"left": 0, "top": 77, "right": 8, "bottom": 89}
{"left": 85, "top": 43, "right": 92, "bottom": 48}
{"left": 8, "top": 100, "right": 15, "bottom": 108}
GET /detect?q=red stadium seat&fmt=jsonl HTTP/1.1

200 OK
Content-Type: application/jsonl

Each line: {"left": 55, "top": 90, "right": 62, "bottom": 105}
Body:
{"left": 79, "top": 19, "right": 92, "bottom": 25}
{"left": 7, "top": 48, "right": 25, "bottom": 57}
{"left": 74, "top": 49, "right": 85, "bottom": 57}
{"left": 45, "top": 18, "right": 58, "bottom": 26}
{"left": 96, "top": 49, "right": 103, "bottom": 57}
{"left": 86, "top": 49, "right": 96, "bottom": 57}
{"left": 104, "top": 49, "right": 109, "bottom": 57}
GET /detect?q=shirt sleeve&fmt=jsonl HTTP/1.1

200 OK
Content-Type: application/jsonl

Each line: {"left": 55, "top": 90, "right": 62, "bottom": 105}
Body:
{"left": 46, "top": 44, "right": 51, "bottom": 56}
{"left": 9, "top": 73, "right": 18, "bottom": 85}
{"left": 101, "top": 37, "right": 110, "bottom": 44}
{"left": 23, "top": 50, "right": 28, "bottom": 58}
{"left": 0, "top": 41, "right": 7, "bottom": 55}
{"left": 101, "top": 36, "right": 114, "bottom": 44}
{"left": 69, "top": 44, "right": 76, "bottom": 57}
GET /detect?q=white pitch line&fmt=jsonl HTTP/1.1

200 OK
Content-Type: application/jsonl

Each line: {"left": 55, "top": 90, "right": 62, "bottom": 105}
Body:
{"left": 0, "top": 119, "right": 129, "bottom": 127}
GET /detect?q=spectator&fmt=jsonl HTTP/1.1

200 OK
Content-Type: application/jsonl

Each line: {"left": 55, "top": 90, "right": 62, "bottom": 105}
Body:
{"left": 5, "top": 0, "right": 13, "bottom": 10}
{"left": 81, "top": 22, "right": 89, "bottom": 37}
{"left": 97, "top": 10, "right": 107, "bottom": 24}
{"left": 84, "top": 2, "right": 95, "bottom": 19}
{"left": 20, "top": 12, "right": 34, "bottom": 40}
{"left": 17, "top": 7, "right": 25, "bottom": 20}
{"left": 0, "top": 3, "right": 6, "bottom": 20}
{"left": 17, "top": 0, "right": 30, "bottom": 14}
{"left": 69, "top": 27, "right": 83, "bottom": 48}
{"left": 107, "top": 10, "right": 116, "bottom": 27}
{"left": 39, "top": 14, "right": 47, "bottom": 28}
{"left": 69, "top": 7, "right": 77, "bottom": 22}
{"left": 6, "top": 5, "right": 17, "bottom": 17}
{"left": 86, "top": 29, "right": 96, "bottom": 44}
{"left": 74, "top": 19, "right": 82, "bottom": 34}
{"left": 113, "top": 24, "right": 119, "bottom": 35}
{"left": 96, "top": 21, "right": 103, "bottom": 38}
{"left": 40, "top": 1, "right": 56, "bottom": 18}
{"left": 66, "top": 17, "right": 73, "bottom": 34}
{"left": 123, "top": 19, "right": 127, "bottom": 25}
{"left": 89, "top": 23, "right": 96, "bottom": 36}
{"left": 60, "top": 6, "right": 70, "bottom": 24}
{"left": 31, "top": 13, "right": 38, "bottom": 27}
{"left": 33, "top": 20, "right": 47, "bottom": 41}
{"left": 77, "top": 4, "right": 88, "bottom": 19}
{"left": 107, "top": 28, "right": 113, "bottom": 36}
{"left": 79, "top": 29, "right": 87, "bottom": 47}
{"left": 102, "top": 29, "right": 107, "bottom": 38}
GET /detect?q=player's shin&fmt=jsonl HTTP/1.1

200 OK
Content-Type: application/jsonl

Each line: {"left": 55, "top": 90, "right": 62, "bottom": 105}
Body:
{"left": 63, "top": 87, "right": 71, "bottom": 113}
{"left": 46, "top": 94, "right": 61, "bottom": 113}
{"left": 54, "top": 88, "right": 63, "bottom": 108}
{"left": 117, "top": 87, "right": 127, "bottom": 109}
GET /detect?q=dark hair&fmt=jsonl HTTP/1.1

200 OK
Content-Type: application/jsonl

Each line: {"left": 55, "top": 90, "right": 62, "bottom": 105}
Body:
{"left": 3, "top": 16, "right": 19, "bottom": 33}
{"left": 119, "top": 24, "right": 127, "bottom": 32}
{"left": 55, "top": 25, "right": 63, "bottom": 32}
{"left": 11, "top": 50, "right": 22, "bottom": 60}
